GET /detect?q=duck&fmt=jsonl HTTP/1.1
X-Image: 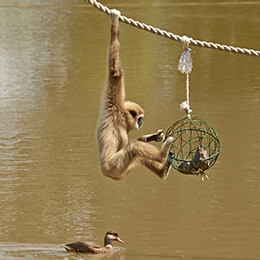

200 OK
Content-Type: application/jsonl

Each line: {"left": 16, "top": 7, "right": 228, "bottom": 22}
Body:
{"left": 63, "top": 231, "right": 125, "bottom": 253}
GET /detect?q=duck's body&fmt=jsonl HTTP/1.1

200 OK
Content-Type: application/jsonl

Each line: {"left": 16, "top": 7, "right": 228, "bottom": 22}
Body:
{"left": 64, "top": 231, "right": 124, "bottom": 254}
{"left": 64, "top": 241, "right": 113, "bottom": 253}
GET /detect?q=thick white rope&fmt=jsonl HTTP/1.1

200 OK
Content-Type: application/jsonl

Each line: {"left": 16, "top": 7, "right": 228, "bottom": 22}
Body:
{"left": 86, "top": 0, "right": 260, "bottom": 57}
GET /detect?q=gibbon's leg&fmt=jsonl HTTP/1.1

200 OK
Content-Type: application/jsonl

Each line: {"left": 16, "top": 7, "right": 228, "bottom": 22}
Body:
{"left": 137, "top": 136, "right": 173, "bottom": 179}
{"left": 102, "top": 137, "right": 173, "bottom": 180}
{"left": 140, "top": 157, "right": 172, "bottom": 180}
{"left": 102, "top": 140, "right": 162, "bottom": 180}
{"left": 139, "top": 138, "right": 173, "bottom": 179}
{"left": 139, "top": 159, "right": 166, "bottom": 179}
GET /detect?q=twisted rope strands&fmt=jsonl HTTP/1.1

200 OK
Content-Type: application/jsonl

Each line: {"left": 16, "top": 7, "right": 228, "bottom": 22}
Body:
{"left": 86, "top": 0, "right": 260, "bottom": 57}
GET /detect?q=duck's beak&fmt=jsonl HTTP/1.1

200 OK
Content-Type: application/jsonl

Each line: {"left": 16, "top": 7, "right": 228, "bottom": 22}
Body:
{"left": 117, "top": 237, "right": 125, "bottom": 244}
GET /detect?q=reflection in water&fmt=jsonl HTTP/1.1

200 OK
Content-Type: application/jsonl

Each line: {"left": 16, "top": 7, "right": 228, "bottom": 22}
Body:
{"left": 0, "top": 243, "right": 125, "bottom": 260}
{"left": 0, "top": 1, "right": 259, "bottom": 260}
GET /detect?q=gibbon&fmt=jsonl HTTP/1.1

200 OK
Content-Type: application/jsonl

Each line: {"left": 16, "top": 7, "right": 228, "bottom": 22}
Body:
{"left": 96, "top": 9, "right": 174, "bottom": 180}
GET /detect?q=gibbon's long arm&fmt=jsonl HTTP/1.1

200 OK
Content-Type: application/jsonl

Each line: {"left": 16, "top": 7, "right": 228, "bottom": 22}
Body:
{"left": 106, "top": 12, "right": 125, "bottom": 109}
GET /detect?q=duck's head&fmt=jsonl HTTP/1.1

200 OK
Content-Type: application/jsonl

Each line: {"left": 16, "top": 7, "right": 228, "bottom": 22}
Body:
{"left": 105, "top": 231, "right": 125, "bottom": 244}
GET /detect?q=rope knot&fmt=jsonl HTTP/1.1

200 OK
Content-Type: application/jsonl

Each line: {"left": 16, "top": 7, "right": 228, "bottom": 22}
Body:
{"left": 180, "top": 101, "right": 192, "bottom": 119}
{"left": 180, "top": 35, "right": 192, "bottom": 49}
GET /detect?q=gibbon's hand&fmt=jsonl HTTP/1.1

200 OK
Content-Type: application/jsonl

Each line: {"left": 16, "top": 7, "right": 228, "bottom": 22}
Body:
{"left": 156, "top": 129, "right": 164, "bottom": 142}
{"left": 156, "top": 133, "right": 165, "bottom": 142}
{"left": 110, "top": 9, "right": 121, "bottom": 17}
{"left": 143, "top": 130, "right": 164, "bottom": 143}
{"left": 110, "top": 9, "right": 121, "bottom": 23}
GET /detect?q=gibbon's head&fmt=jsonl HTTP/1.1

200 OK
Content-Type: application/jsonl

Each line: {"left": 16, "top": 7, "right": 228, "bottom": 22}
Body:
{"left": 124, "top": 101, "right": 144, "bottom": 131}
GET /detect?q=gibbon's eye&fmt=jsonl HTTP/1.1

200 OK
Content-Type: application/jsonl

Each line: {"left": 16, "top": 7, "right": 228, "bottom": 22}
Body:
{"left": 129, "top": 110, "right": 137, "bottom": 118}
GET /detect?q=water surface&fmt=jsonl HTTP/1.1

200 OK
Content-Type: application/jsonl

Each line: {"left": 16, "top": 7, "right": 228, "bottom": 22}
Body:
{"left": 0, "top": 1, "right": 259, "bottom": 259}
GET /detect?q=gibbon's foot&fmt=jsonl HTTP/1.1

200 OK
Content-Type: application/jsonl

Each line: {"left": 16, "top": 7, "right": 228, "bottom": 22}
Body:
{"left": 163, "top": 152, "right": 173, "bottom": 180}
{"left": 161, "top": 137, "right": 174, "bottom": 157}
{"left": 110, "top": 9, "right": 121, "bottom": 23}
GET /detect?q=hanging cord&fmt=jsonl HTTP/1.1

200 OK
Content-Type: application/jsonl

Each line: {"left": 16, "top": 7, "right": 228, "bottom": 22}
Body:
{"left": 178, "top": 36, "right": 193, "bottom": 119}
{"left": 86, "top": 0, "right": 260, "bottom": 57}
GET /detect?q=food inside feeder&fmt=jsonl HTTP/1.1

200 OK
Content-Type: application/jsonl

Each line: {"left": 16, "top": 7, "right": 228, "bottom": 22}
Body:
{"left": 178, "top": 147, "right": 210, "bottom": 174}
{"left": 192, "top": 147, "right": 210, "bottom": 171}
{"left": 178, "top": 161, "right": 198, "bottom": 174}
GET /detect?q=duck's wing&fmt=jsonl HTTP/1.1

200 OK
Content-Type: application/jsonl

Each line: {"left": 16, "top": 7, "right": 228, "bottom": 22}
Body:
{"left": 64, "top": 241, "right": 95, "bottom": 253}
{"left": 85, "top": 242, "right": 113, "bottom": 253}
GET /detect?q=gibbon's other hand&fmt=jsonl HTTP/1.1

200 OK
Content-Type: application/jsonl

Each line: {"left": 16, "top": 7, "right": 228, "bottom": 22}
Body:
{"left": 138, "top": 131, "right": 165, "bottom": 143}
{"left": 156, "top": 129, "right": 164, "bottom": 142}
{"left": 156, "top": 133, "right": 165, "bottom": 142}
{"left": 110, "top": 9, "right": 121, "bottom": 22}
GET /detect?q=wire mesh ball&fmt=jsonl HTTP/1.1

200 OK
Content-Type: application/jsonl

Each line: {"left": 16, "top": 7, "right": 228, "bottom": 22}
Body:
{"left": 165, "top": 115, "right": 221, "bottom": 175}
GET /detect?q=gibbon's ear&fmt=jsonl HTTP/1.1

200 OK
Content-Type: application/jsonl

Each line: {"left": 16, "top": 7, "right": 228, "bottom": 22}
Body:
{"left": 124, "top": 101, "right": 144, "bottom": 131}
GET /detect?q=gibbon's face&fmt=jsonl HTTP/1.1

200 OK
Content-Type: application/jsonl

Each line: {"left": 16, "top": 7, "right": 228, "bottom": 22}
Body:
{"left": 124, "top": 101, "right": 144, "bottom": 131}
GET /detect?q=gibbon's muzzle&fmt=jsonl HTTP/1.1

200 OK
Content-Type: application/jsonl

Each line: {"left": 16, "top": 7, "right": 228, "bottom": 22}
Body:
{"left": 138, "top": 117, "right": 143, "bottom": 129}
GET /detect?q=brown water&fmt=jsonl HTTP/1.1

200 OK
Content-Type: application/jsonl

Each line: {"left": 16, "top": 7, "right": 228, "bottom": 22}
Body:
{"left": 0, "top": 1, "right": 259, "bottom": 260}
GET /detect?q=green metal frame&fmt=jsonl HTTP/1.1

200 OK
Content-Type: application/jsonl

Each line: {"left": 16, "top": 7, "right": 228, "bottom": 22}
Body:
{"left": 165, "top": 115, "right": 221, "bottom": 175}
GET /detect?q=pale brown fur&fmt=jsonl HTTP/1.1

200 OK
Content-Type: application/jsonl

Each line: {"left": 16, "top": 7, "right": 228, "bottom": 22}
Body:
{"left": 96, "top": 9, "right": 173, "bottom": 180}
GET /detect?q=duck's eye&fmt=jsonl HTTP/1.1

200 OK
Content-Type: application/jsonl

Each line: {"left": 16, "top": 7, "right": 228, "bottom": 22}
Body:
{"left": 130, "top": 111, "right": 137, "bottom": 118}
